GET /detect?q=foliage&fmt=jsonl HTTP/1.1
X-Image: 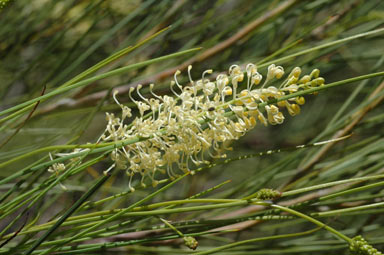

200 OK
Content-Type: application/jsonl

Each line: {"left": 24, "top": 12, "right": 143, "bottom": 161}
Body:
{"left": 0, "top": 0, "right": 384, "bottom": 254}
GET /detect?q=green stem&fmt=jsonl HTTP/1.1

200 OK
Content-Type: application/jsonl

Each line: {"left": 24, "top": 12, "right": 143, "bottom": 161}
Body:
{"left": 0, "top": 154, "right": 105, "bottom": 220}
{"left": 282, "top": 174, "right": 384, "bottom": 197}
{"left": 22, "top": 230, "right": 222, "bottom": 254}
{"left": 59, "top": 26, "right": 171, "bottom": 89}
{"left": 159, "top": 218, "right": 184, "bottom": 237}
{"left": 24, "top": 172, "right": 112, "bottom": 255}
{"left": 0, "top": 137, "right": 142, "bottom": 184}
{"left": 319, "top": 180, "right": 384, "bottom": 201}
{"left": 0, "top": 27, "right": 170, "bottom": 126}
{"left": 7, "top": 198, "right": 259, "bottom": 240}
{"left": 257, "top": 39, "right": 302, "bottom": 65}
{"left": 0, "top": 48, "right": 201, "bottom": 118}
{"left": 271, "top": 204, "right": 352, "bottom": 243}
{"left": 194, "top": 227, "right": 321, "bottom": 255}
{"left": 259, "top": 27, "right": 384, "bottom": 68}
{"left": 259, "top": 71, "right": 384, "bottom": 108}
{"left": 37, "top": 173, "right": 190, "bottom": 254}
{"left": 315, "top": 201, "right": 384, "bottom": 217}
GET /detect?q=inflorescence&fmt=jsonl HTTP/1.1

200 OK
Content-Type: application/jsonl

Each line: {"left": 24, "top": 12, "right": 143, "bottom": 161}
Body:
{"left": 95, "top": 63, "right": 324, "bottom": 191}
{"left": 350, "top": 235, "right": 383, "bottom": 255}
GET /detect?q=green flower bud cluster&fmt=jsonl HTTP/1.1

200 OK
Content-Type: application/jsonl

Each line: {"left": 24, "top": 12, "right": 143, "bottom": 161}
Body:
{"left": 350, "top": 236, "right": 383, "bottom": 255}
{"left": 183, "top": 236, "right": 198, "bottom": 250}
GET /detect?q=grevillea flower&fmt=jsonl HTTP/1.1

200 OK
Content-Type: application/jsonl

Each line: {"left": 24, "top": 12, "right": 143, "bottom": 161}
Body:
{"left": 96, "top": 63, "right": 324, "bottom": 191}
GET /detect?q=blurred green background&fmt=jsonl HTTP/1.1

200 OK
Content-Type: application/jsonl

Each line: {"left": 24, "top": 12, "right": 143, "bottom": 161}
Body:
{"left": 1, "top": 0, "right": 384, "bottom": 254}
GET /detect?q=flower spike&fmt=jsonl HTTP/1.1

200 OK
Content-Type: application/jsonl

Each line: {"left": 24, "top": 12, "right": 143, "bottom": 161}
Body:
{"left": 59, "top": 63, "right": 324, "bottom": 189}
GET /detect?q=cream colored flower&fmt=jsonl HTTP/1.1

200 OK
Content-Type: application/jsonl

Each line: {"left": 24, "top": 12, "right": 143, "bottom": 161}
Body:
{"left": 95, "top": 64, "right": 324, "bottom": 190}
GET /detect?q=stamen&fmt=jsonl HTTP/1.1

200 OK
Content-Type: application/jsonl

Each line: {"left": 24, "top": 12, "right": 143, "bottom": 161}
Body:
{"left": 170, "top": 81, "right": 180, "bottom": 97}
{"left": 136, "top": 84, "right": 149, "bottom": 103}
{"left": 149, "top": 83, "right": 162, "bottom": 100}
{"left": 202, "top": 69, "right": 213, "bottom": 82}
{"left": 128, "top": 171, "right": 135, "bottom": 192}
{"left": 173, "top": 70, "right": 183, "bottom": 92}
{"left": 129, "top": 87, "right": 138, "bottom": 107}
{"left": 187, "top": 65, "right": 194, "bottom": 85}
{"left": 112, "top": 90, "right": 121, "bottom": 106}
{"left": 103, "top": 163, "right": 115, "bottom": 175}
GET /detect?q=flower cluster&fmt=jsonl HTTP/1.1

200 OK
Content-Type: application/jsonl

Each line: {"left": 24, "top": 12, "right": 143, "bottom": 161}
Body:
{"left": 99, "top": 63, "right": 324, "bottom": 190}
{"left": 350, "top": 235, "right": 383, "bottom": 255}
{"left": 48, "top": 153, "right": 67, "bottom": 190}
